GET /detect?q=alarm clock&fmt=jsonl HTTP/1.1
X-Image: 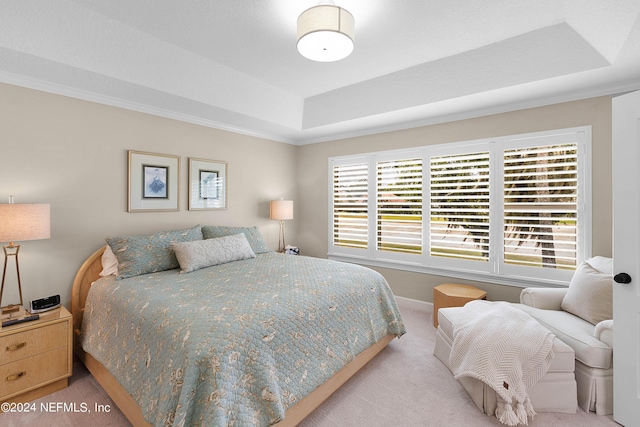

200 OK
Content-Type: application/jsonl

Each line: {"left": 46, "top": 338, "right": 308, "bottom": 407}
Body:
{"left": 29, "top": 294, "right": 61, "bottom": 313}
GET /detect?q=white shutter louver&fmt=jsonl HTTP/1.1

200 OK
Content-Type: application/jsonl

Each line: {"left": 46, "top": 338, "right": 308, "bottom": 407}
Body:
{"left": 376, "top": 158, "right": 422, "bottom": 254}
{"left": 333, "top": 163, "right": 368, "bottom": 249}
{"left": 503, "top": 143, "right": 578, "bottom": 269}
{"left": 430, "top": 151, "right": 490, "bottom": 261}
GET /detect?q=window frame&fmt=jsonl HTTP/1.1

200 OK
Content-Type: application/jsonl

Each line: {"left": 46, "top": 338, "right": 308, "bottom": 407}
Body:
{"left": 327, "top": 127, "right": 592, "bottom": 288}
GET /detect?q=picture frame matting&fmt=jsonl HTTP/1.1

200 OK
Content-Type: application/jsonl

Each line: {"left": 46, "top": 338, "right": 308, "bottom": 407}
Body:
{"left": 188, "top": 158, "right": 227, "bottom": 210}
{"left": 128, "top": 150, "right": 180, "bottom": 212}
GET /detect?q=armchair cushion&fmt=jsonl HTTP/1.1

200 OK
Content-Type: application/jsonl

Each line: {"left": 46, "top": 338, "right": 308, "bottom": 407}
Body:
{"left": 513, "top": 303, "right": 612, "bottom": 369}
{"left": 561, "top": 261, "right": 613, "bottom": 325}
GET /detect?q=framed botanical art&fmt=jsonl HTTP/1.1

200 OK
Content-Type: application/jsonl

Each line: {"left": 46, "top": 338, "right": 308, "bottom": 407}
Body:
{"left": 128, "top": 150, "right": 180, "bottom": 212}
{"left": 189, "top": 158, "right": 227, "bottom": 210}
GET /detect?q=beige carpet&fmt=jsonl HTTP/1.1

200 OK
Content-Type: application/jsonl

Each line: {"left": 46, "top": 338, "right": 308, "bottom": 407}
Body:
{"left": 3, "top": 300, "right": 616, "bottom": 426}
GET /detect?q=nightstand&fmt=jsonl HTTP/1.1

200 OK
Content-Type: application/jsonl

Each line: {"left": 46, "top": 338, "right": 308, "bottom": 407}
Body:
{"left": 0, "top": 306, "right": 72, "bottom": 405}
{"left": 433, "top": 283, "right": 487, "bottom": 328}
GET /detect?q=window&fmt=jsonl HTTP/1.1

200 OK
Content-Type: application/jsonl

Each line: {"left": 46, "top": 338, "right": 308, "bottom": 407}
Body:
{"left": 332, "top": 160, "right": 368, "bottom": 250}
{"left": 376, "top": 157, "right": 423, "bottom": 254}
{"left": 328, "top": 127, "right": 590, "bottom": 286}
{"left": 430, "top": 150, "right": 490, "bottom": 262}
{"left": 502, "top": 143, "right": 578, "bottom": 270}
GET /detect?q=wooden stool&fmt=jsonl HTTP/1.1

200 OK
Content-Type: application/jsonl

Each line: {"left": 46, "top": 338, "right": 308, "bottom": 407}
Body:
{"left": 433, "top": 283, "right": 487, "bottom": 327}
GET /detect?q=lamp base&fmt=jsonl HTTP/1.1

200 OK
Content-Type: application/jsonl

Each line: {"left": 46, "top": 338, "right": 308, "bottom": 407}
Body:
{"left": 1, "top": 304, "right": 27, "bottom": 320}
{"left": 1, "top": 243, "right": 25, "bottom": 315}
{"left": 277, "top": 220, "right": 286, "bottom": 253}
{"left": 1, "top": 304, "right": 21, "bottom": 314}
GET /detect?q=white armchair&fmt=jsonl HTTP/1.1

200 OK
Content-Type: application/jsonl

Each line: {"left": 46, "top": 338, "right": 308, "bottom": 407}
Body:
{"left": 513, "top": 257, "right": 613, "bottom": 415}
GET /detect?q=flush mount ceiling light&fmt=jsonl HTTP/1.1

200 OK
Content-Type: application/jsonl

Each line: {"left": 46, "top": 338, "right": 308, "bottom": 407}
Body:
{"left": 297, "top": 1, "right": 355, "bottom": 62}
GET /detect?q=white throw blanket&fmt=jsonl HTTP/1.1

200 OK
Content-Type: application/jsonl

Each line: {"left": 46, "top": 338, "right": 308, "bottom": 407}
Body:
{"left": 449, "top": 300, "right": 555, "bottom": 426}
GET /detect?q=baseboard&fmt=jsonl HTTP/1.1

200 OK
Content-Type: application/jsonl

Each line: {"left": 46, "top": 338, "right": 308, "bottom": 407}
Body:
{"left": 394, "top": 296, "right": 432, "bottom": 313}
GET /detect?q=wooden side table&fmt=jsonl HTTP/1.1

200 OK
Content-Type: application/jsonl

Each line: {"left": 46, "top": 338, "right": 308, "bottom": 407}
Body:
{"left": 0, "top": 306, "right": 72, "bottom": 406}
{"left": 433, "top": 283, "right": 487, "bottom": 327}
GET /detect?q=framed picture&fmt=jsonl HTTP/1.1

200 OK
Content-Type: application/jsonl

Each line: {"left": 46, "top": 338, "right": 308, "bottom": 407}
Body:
{"left": 189, "top": 158, "right": 227, "bottom": 210}
{"left": 143, "top": 165, "right": 168, "bottom": 199}
{"left": 128, "top": 150, "right": 180, "bottom": 212}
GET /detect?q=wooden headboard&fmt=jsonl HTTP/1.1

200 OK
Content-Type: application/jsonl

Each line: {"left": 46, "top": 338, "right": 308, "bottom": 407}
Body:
{"left": 71, "top": 246, "right": 106, "bottom": 354}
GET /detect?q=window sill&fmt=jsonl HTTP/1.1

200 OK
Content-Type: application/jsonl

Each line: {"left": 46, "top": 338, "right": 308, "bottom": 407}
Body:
{"left": 327, "top": 253, "right": 570, "bottom": 289}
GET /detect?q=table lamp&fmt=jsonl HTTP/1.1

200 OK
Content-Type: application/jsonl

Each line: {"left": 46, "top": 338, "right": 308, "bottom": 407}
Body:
{"left": 270, "top": 199, "right": 293, "bottom": 253}
{"left": 0, "top": 198, "right": 50, "bottom": 314}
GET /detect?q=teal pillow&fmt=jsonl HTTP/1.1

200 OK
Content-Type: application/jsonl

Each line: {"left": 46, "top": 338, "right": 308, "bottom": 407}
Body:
{"left": 201, "top": 225, "right": 270, "bottom": 254}
{"left": 106, "top": 225, "right": 203, "bottom": 279}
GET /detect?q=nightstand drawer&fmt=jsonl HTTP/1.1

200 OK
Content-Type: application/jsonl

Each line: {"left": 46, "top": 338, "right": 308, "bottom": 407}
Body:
{"left": 0, "top": 346, "right": 68, "bottom": 398}
{"left": 0, "top": 322, "right": 68, "bottom": 365}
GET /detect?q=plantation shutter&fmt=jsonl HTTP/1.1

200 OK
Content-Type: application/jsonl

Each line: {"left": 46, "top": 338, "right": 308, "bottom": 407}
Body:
{"left": 503, "top": 143, "right": 578, "bottom": 269}
{"left": 332, "top": 162, "right": 369, "bottom": 249}
{"left": 430, "top": 151, "right": 491, "bottom": 261}
{"left": 376, "top": 158, "right": 423, "bottom": 254}
{"left": 329, "top": 127, "right": 589, "bottom": 285}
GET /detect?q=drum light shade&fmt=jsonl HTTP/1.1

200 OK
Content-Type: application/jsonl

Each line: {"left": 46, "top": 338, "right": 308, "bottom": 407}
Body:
{"left": 270, "top": 200, "right": 293, "bottom": 221}
{"left": 297, "top": 5, "right": 355, "bottom": 62}
{"left": 0, "top": 204, "right": 50, "bottom": 243}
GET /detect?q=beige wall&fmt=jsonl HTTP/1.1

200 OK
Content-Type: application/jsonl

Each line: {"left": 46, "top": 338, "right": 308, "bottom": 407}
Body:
{"left": 298, "top": 96, "right": 613, "bottom": 303}
{"left": 0, "top": 83, "right": 298, "bottom": 308}
{"left": 0, "top": 82, "right": 613, "bottom": 309}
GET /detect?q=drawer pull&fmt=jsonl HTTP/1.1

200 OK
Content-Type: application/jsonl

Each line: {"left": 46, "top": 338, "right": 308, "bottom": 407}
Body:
{"left": 6, "top": 342, "right": 26, "bottom": 351}
{"left": 6, "top": 371, "right": 26, "bottom": 382}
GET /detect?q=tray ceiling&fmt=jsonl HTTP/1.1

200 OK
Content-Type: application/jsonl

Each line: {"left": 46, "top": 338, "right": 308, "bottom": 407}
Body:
{"left": 1, "top": 0, "right": 639, "bottom": 144}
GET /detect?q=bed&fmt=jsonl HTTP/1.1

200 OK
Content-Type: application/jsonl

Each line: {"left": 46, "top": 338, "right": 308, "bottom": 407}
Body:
{"left": 71, "top": 227, "right": 405, "bottom": 427}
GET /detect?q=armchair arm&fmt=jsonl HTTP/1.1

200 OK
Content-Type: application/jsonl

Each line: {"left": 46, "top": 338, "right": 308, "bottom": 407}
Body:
{"left": 519, "top": 287, "right": 568, "bottom": 310}
{"left": 594, "top": 319, "right": 613, "bottom": 349}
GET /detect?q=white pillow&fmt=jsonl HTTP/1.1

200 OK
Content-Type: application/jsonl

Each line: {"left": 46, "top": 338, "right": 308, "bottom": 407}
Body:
{"left": 171, "top": 233, "right": 256, "bottom": 273}
{"left": 561, "top": 261, "right": 613, "bottom": 325}
{"left": 585, "top": 256, "right": 613, "bottom": 275}
{"left": 99, "top": 245, "right": 119, "bottom": 276}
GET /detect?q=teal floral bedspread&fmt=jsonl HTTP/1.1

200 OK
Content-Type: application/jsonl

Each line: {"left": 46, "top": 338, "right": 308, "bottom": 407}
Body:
{"left": 81, "top": 252, "right": 405, "bottom": 426}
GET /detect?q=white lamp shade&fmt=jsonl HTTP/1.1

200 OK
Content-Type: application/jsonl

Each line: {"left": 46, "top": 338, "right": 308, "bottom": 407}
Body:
{"left": 270, "top": 200, "right": 294, "bottom": 220}
{"left": 297, "top": 5, "right": 354, "bottom": 62}
{"left": 0, "top": 204, "right": 51, "bottom": 243}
